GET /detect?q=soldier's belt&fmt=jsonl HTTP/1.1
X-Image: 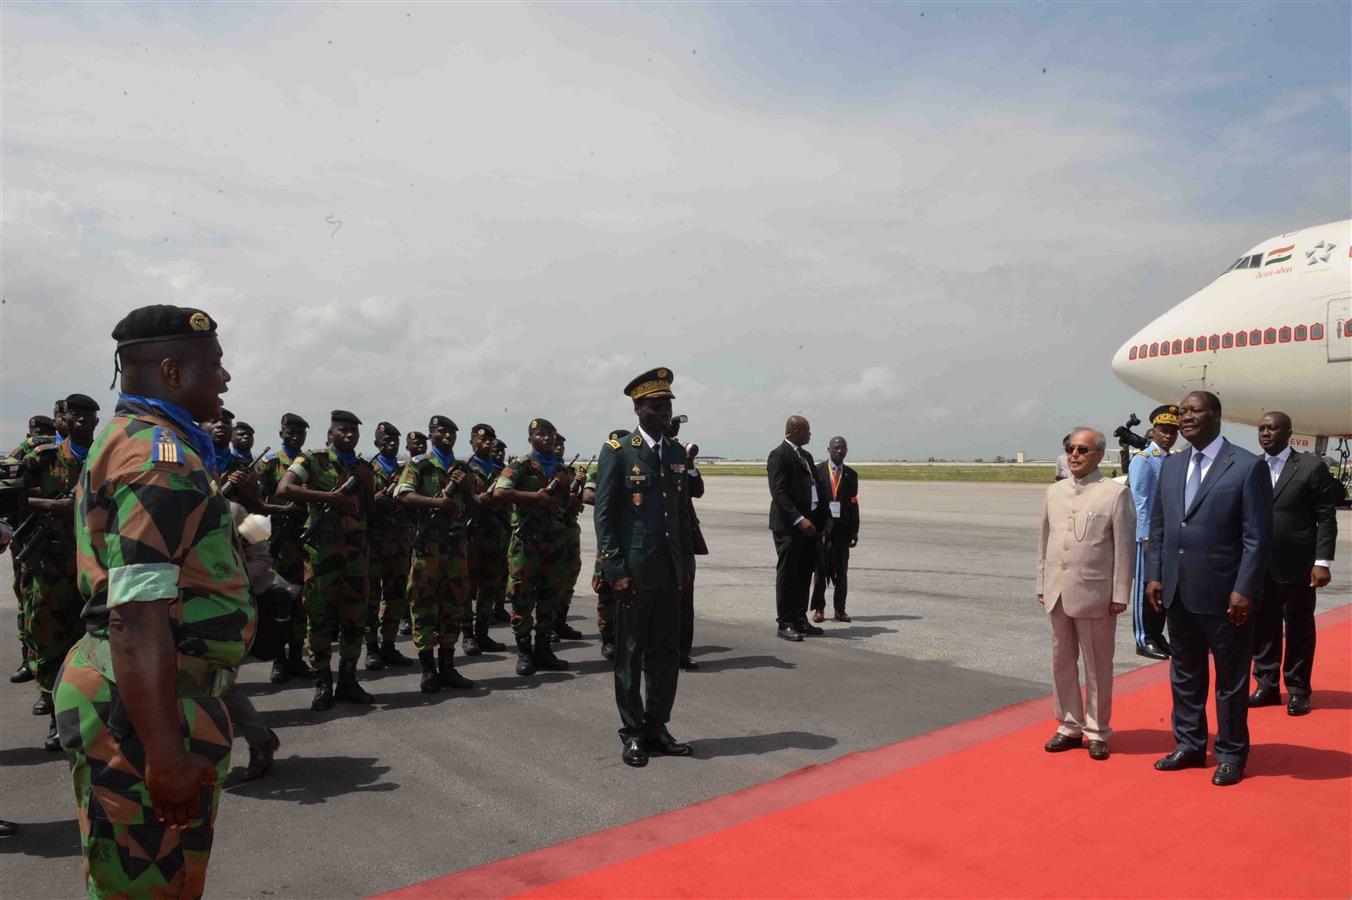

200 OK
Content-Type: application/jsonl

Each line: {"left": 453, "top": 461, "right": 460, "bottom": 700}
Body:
{"left": 79, "top": 634, "right": 237, "bottom": 699}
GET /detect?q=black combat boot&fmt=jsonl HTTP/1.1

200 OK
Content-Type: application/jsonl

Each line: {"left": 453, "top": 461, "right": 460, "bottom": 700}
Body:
{"left": 533, "top": 632, "right": 569, "bottom": 671}
{"left": 438, "top": 647, "right": 475, "bottom": 689}
{"left": 364, "top": 641, "right": 386, "bottom": 671}
{"left": 460, "top": 623, "right": 481, "bottom": 657}
{"left": 378, "top": 642, "right": 413, "bottom": 667}
{"left": 601, "top": 631, "right": 616, "bottom": 661}
{"left": 554, "top": 604, "right": 584, "bottom": 640}
{"left": 334, "top": 660, "right": 374, "bottom": 704}
{"left": 44, "top": 711, "right": 61, "bottom": 752}
{"left": 418, "top": 650, "right": 440, "bottom": 694}
{"left": 269, "top": 645, "right": 293, "bottom": 684}
{"left": 311, "top": 669, "right": 334, "bottom": 711}
{"left": 475, "top": 620, "right": 505, "bottom": 653}
{"left": 493, "top": 604, "right": 510, "bottom": 625}
{"left": 398, "top": 618, "right": 412, "bottom": 636}
{"left": 32, "top": 692, "right": 53, "bottom": 716}
{"left": 514, "top": 634, "right": 537, "bottom": 676}
{"left": 10, "top": 652, "right": 33, "bottom": 683}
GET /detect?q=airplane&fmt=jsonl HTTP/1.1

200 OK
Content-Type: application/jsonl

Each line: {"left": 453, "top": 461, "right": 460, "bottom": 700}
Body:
{"left": 1112, "top": 219, "right": 1352, "bottom": 489}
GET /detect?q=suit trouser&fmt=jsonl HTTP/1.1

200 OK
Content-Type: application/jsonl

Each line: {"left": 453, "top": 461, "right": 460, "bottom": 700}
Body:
{"left": 810, "top": 540, "right": 850, "bottom": 615}
{"left": 679, "top": 556, "right": 696, "bottom": 661}
{"left": 1166, "top": 599, "right": 1253, "bottom": 764}
{"left": 224, "top": 690, "right": 271, "bottom": 753}
{"left": 615, "top": 553, "right": 680, "bottom": 740}
{"left": 1252, "top": 576, "right": 1317, "bottom": 699}
{"left": 773, "top": 530, "right": 816, "bottom": 626}
{"left": 1048, "top": 603, "right": 1116, "bottom": 741}
{"left": 1131, "top": 542, "right": 1167, "bottom": 648}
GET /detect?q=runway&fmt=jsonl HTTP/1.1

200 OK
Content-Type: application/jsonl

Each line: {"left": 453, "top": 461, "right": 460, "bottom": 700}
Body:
{"left": 2, "top": 477, "right": 1349, "bottom": 897}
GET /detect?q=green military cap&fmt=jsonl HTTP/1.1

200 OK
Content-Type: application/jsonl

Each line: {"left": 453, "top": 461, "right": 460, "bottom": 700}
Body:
{"left": 63, "top": 393, "right": 100, "bottom": 412}
{"left": 471, "top": 423, "right": 496, "bottom": 439}
{"left": 375, "top": 421, "right": 400, "bottom": 437}
{"left": 111, "top": 304, "right": 218, "bottom": 348}
{"left": 429, "top": 415, "right": 457, "bottom": 431}
{"left": 528, "top": 418, "right": 556, "bottom": 433}
{"left": 331, "top": 409, "right": 362, "bottom": 425}
{"left": 624, "top": 367, "right": 675, "bottom": 400}
{"left": 408, "top": 430, "right": 428, "bottom": 441}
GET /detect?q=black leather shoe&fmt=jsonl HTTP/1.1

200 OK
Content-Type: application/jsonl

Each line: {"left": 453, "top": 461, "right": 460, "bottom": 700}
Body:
{"left": 622, "top": 738, "right": 649, "bottom": 768}
{"left": 398, "top": 618, "right": 413, "bottom": 636}
{"left": 1154, "top": 749, "right": 1206, "bottom": 771}
{"left": 1249, "top": 686, "right": 1282, "bottom": 707}
{"left": 379, "top": 642, "right": 414, "bottom": 667}
{"left": 311, "top": 671, "right": 334, "bottom": 711}
{"left": 1136, "top": 639, "right": 1170, "bottom": 660}
{"left": 0, "top": 820, "right": 16, "bottom": 837}
{"left": 554, "top": 621, "right": 585, "bottom": 641}
{"left": 1088, "top": 740, "right": 1109, "bottom": 761}
{"left": 797, "top": 620, "right": 824, "bottom": 636}
{"left": 364, "top": 643, "right": 386, "bottom": 671}
{"left": 777, "top": 624, "right": 804, "bottom": 642}
{"left": 646, "top": 731, "right": 693, "bottom": 757}
{"left": 43, "top": 712, "right": 61, "bottom": 752}
{"left": 1212, "top": 762, "right": 1244, "bottom": 786}
{"left": 1287, "top": 694, "right": 1310, "bottom": 716}
{"left": 601, "top": 641, "right": 616, "bottom": 661}
{"left": 10, "top": 662, "right": 33, "bottom": 684}
{"left": 679, "top": 657, "right": 699, "bottom": 671}
{"left": 1044, "top": 733, "right": 1082, "bottom": 753}
{"left": 31, "top": 693, "right": 53, "bottom": 717}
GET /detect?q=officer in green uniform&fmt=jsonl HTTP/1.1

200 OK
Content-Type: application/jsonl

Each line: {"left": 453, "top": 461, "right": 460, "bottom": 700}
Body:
{"left": 363, "top": 421, "right": 415, "bottom": 671}
{"left": 395, "top": 415, "right": 476, "bottom": 692}
{"left": 463, "top": 424, "right": 509, "bottom": 655}
{"left": 584, "top": 429, "right": 635, "bottom": 660}
{"left": 594, "top": 368, "right": 695, "bottom": 767}
{"left": 21, "top": 393, "right": 99, "bottom": 750}
{"left": 276, "top": 410, "right": 376, "bottom": 711}
{"left": 258, "top": 412, "right": 310, "bottom": 682}
{"left": 551, "top": 433, "right": 589, "bottom": 642}
{"left": 8, "top": 413, "right": 56, "bottom": 686}
{"left": 55, "top": 304, "right": 254, "bottom": 898}
{"left": 494, "top": 418, "right": 573, "bottom": 676}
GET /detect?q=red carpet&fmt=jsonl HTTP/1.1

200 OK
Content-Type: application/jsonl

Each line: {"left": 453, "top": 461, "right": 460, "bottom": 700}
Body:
{"left": 382, "top": 606, "right": 1352, "bottom": 899}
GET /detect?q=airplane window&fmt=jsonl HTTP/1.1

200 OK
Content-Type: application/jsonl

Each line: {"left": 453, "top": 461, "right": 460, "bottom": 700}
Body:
{"left": 1264, "top": 328, "right": 1277, "bottom": 344}
{"left": 1294, "top": 325, "right": 1307, "bottom": 341}
{"left": 1129, "top": 346, "right": 1138, "bottom": 360}
{"left": 1250, "top": 329, "right": 1262, "bottom": 345}
{"left": 1184, "top": 337, "right": 1194, "bottom": 352}
{"left": 1249, "top": 254, "right": 1262, "bottom": 268}
{"left": 1311, "top": 323, "right": 1324, "bottom": 340}
{"left": 1236, "top": 331, "right": 1248, "bottom": 347}
{"left": 1279, "top": 326, "right": 1291, "bottom": 343}
{"left": 1140, "top": 343, "right": 1148, "bottom": 357}
{"left": 1171, "top": 339, "right": 1182, "bottom": 354}
{"left": 1161, "top": 341, "right": 1171, "bottom": 356}
{"left": 1196, "top": 334, "right": 1207, "bottom": 348}
{"left": 1222, "top": 333, "right": 1234, "bottom": 348}
{"left": 1346, "top": 322, "right": 1352, "bottom": 338}
{"left": 1226, "top": 258, "right": 1245, "bottom": 272}
{"left": 1150, "top": 342, "right": 1159, "bottom": 357}
{"left": 1208, "top": 334, "right": 1220, "bottom": 350}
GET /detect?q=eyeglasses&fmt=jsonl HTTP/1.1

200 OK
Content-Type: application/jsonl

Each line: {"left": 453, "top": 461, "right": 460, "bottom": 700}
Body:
{"left": 1066, "top": 445, "right": 1099, "bottom": 456}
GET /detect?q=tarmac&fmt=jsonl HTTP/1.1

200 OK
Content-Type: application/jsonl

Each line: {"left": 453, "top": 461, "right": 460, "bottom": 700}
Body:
{"left": 2, "top": 477, "right": 1349, "bottom": 898}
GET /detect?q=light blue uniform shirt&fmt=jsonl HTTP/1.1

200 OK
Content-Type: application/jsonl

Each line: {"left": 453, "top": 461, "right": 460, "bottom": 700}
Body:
{"left": 1127, "top": 442, "right": 1166, "bottom": 542}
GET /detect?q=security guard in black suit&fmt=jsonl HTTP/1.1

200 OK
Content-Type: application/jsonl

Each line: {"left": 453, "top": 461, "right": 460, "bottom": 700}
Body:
{"left": 594, "top": 367, "right": 695, "bottom": 767}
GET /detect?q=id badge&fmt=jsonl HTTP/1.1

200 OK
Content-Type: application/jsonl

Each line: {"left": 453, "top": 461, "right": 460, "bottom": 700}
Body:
{"left": 829, "top": 501, "right": 842, "bottom": 518}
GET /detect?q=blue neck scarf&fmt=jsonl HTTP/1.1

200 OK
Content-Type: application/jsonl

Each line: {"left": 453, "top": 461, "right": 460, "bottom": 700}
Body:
{"left": 55, "top": 430, "right": 67, "bottom": 443}
{"left": 431, "top": 445, "right": 456, "bottom": 472}
{"left": 65, "top": 437, "right": 90, "bottom": 462}
{"left": 231, "top": 447, "right": 253, "bottom": 465}
{"left": 532, "top": 451, "right": 558, "bottom": 478}
{"left": 213, "top": 443, "right": 233, "bottom": 474}
{"left": 374, "top": 452, "right": 398, "bottom": 476}
{"left": 330, "top": 445, "right": 358, "bottom": 469}
{"left": 117, "top": 394, "right": 218, "bottom": 474}
{"left": 469, "top": 453, "right": 498, "bottom": 480}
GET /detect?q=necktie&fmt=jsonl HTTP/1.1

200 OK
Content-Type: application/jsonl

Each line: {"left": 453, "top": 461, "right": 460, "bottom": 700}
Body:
{"left": 1185, "top": 453, "right": 1204, "bottom": 510}
{"left": 1268, "top": 456, "right": 1280, "bottom": 487}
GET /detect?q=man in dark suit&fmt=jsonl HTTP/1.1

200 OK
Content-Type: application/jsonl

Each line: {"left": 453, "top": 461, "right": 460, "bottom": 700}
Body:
{"left": 767, "top": 415, "right": 828, "bottom": 641}
{"left": 1147, "top": 391, "right": 1273, "bottom": 786}
{"left": 594, "top": 367, "right": 695, "bottom": 768}
{"left": 811, "top": 435, "right": 860, "bottom": 623}
{"left": 1249, "top": 411, "right": 1339, "bottom": 717}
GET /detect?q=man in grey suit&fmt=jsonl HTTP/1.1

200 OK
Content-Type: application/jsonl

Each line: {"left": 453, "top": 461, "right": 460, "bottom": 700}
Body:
{"left": 1036, "top": 427, "right": 1135, "bottom": 760}
{"left": 1146, "top": 391, "right": 1273, "bottom": 787}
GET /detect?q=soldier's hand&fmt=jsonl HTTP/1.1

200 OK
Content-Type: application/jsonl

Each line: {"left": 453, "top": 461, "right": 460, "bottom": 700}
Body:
{"left": 147, "top": 752, "right": 217, "bottom": 829}
{"left": 612, "top": 576, "right": 637, "bottom": 607}
{"left": 51, "top": 497, "right": 76, "bottom": 519}
{"left": 1145, "top": 581, "right": 1164, "bottom": 614}
{"left": 535, "top": 488, "right": 558, "bottom": 512}
{"left": 226, "top": 470, "right": 260, "bottom": 505}
{"left": 449, "top": 469, "right": 466, "bottom": 485}
{"left": 328, "top": 491, "right": 359, "bottom": 515}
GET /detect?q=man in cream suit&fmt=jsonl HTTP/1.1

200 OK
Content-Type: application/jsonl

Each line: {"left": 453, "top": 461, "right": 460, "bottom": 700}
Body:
{"left": 1036, "top": 427, "right": 1135, "bottom": 760}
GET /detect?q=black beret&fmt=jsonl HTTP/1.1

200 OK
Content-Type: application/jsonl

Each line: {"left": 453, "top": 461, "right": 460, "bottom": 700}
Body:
{"left": 331, "top": 409, "right": 362, "bottom": 425}
{"left": 528, "top": 417, "right": 555, "bottom": 433}
{"left": 233, "top": 421, "right": 254, "bottom": 434}
{"left": 52, "top": 400, "right": 66, "bottom": 416}
{"left": 218, "top": 408, "right": 235, "bottom": 421}
{"left": 624, "top": 367, "right": 674, "bottom": 400}
{"left": 608, "top": 428, "right": 631, "bottom": 442}
{"left": 376, "top": 421, "right": 400, "bottom": 437}
{"left": 29, "top": 415, "right": 55, "bottom": 430}
{"left": 63, "top": 393, "right": 100, "bottom": 411}
{"left": 555, "top": 434, "right": 567, "bottom": 443}
{"left": 407, "top": 431, "right": 428, "bottom": 441}
{"left": 429, "top": 415, "right": 457, "bottom": 431}
{"left": 280, "top": 413, "right": 310, "bottom": 429}
{"left": 471, "top": 423, "right": 496, "bottom": 439}
{"left": 493, "top": 439, "right": 507, "bottom": 450}
{"left": 111, "top": 305, "right": 218, "bottom": 349}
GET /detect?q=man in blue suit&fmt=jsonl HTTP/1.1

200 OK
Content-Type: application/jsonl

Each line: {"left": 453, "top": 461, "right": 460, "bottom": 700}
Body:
{"left": 1146, "top": 391, "right": 1272, "bottom": 787}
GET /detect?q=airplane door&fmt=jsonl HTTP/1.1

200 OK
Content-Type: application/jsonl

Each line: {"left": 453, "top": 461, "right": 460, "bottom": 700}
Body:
{"left": 1329, "top": 295, "right": 1352, "bottom": 363}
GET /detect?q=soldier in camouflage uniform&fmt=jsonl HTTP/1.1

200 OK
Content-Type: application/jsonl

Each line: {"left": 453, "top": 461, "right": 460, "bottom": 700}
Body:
{"left": 551, "top": 433, "right": 588, "bottom": 642}
{"left": 258, "top": 412, "right": 310, "bottom": 682}
{"left": 463, "top": 424, "right": 508, "bottom": 656}
{"left": 396, "top": 430, "right": 428, "bottom": 637}
{"left": 490, "top": 438, "right": 512, "bottom": 624}
{"left": 55, "top": 304, "right": 254, "bottom": 898}
{"left": 394, "top": 415, "right": 476, "bottom": 692}
{"left": 493, "top": 418, "right": 572, "bottom": 676}
{"left": 583, "top": 428, "right": 633, "bottom": 661}
{"left": 276, "top": 410, "right": 376, "bottom": 711}
{"left": 20, "top": 393, "right": 99, "bottom": 750}
{"left": 8, "top": 413, "right": 56, "bottom": 686}
{"left": 364, "top": 422, "right": 415, "bottom": 671}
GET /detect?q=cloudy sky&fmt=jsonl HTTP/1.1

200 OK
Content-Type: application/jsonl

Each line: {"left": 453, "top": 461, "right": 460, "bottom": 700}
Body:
{"left": 3, "top": 2, "right": 1349, "bottom": 459}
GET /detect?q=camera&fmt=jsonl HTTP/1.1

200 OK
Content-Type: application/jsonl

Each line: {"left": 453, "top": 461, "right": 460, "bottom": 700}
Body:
{"left": 0, "top": 456, "right": 29, "bottom": 525}
{"left": 1113, "top": 413, "right": 1148, "bottom": 452}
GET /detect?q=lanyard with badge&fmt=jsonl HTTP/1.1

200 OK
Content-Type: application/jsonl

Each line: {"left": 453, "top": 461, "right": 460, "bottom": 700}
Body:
{"left": 828, "top": 462, "right": 842, "bottom": 519}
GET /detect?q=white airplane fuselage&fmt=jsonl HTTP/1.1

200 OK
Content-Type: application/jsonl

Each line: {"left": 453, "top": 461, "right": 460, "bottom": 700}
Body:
{"left": 1112, "top": 219, "right": 1352, "bottom": 439}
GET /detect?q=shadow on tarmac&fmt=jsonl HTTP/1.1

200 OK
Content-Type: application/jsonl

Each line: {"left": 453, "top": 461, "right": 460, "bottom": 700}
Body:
{"left": 224, "top": 754, "right": 397, "bottom": 803}
{"left": 0, "top": 745, "right": 64, "bottom": 767}
{"left": 846, "top": 615, "right": 923, "bottom": 623}
{"left": 0, "top": 818, "right": 80, "bottom": 858}
{"left": 695, "top": 731, "right": 838, "bottom": 758}
{"left": 696, "top": 654, "right": 796, "bottom": 673}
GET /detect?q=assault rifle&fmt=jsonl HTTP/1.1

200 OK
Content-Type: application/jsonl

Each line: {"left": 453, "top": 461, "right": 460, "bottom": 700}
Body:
{"left": 220, "top": 446, "right": 270, "bottom": 500}
{"left": 12, "top": 488, "right": 76, "bottom": 566}
{"left": 411, "top": 461, "right": 476, "bottom": 554}
{"left": 298, "top": 474, "right": 360, "bottom": 548}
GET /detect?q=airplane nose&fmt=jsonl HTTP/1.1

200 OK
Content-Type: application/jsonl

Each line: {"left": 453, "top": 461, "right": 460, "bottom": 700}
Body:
{"left": 1110, "top": 334, "right": 1138, "bottom": 383}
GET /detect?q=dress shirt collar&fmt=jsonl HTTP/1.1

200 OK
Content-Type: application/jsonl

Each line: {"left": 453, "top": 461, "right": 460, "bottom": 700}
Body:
{"left": 1264, "top": 446, "right": 1293, "bottom": 464}
{"left": 784, "top": 438, "right": 804, "bottom": 452}
{"left": 637, "top": 426, "right": 662, "bottom": 451}
{"left": 1189, "top": 433, "right": 1225, "bottom": 464}
{"left": 1071, "top": 469, "right": 1103, "bottom": 487}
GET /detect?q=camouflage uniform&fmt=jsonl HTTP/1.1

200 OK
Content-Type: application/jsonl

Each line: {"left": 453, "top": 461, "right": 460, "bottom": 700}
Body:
{"left": 500, "top": 455, "right": 569, "bottom": 638}
{"left": 465, "top": 456, "right": 508, "bottom": 634}
{"left": 55, "top": 399, "right": 255, "bottom": 898}
{"left": 394, "top": 453, "right": 472, "bottom": 652}
{"left": 585, "top": 463, "right": 617, "bottom": 647}
{"left": 19, "top": 440, "right": 84, "bottom": 695}
{"left": 554, "top": 463, "right": 587, "bottom": 631}
{"left": 365, "top": 458, "right": 412, "bottom": 646}
{"left": 287, "top": 448, "right": 369, "bottom": 671}
{"left": 259, "top": 447, "right": 306, "bottom": 646}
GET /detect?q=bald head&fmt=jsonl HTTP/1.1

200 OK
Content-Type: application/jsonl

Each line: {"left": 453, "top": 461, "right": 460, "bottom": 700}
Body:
{"left": 1257, "top": 410, "right": 1293, "bottom": 456}
{"left": 785, "top": 416, "right": 811, "bottom": 447}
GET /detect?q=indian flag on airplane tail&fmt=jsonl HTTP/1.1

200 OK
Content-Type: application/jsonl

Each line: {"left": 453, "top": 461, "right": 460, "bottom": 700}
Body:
{"left": 1265, "top": 244, "right": 1295, "bottom": 265}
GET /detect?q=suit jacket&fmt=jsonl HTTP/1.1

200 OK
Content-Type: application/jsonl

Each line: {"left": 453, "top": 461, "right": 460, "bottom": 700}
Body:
{"left": 594, "top": 432, "right": 694, "bottom": 590}
{"left": 767, "top": 441, "right": 826, "bottom": 533}
{"left": 815, "top": 459, "right": 860, "bottom": 542}
{"left": 681, "top": 441, "right": 708, "bottom": 556}
{"left": 1268, "top": 450, "right": 1340, "bottom": 585}
{"left": 1036, "top": 471, "right": 1135, "bottom": 618}
{"left": 1146, "top": 437, "right": 1273, "bottom": 614}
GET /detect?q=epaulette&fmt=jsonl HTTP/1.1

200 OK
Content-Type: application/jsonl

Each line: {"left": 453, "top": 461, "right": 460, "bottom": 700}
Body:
{"left": 34, "top": 441, "right": 60, "bottom": 453}
{"left": 150, "top": 428, "right": 185, "bottom": 466}
{"left": 261, "top": 449, "right": 281, "bottom": 463}
{"left": 410, "top": 453, "right": 430, "bottom": 464}
{"left": 1151, "top": 449, "right": 1161, "bottom": 457}
{"left": 606, "top": 439, "right": 621, "bottom": 450}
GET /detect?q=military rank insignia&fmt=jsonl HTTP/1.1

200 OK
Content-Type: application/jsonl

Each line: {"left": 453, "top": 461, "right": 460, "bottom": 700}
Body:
{"left": 631, "top": 435, "right": 642, "bottom": 447}
{"left": 632, "top": 492, "right": 642, "bottom": 507}
{"left": 150, "top": 428, "right": 182, "bottom": 466}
